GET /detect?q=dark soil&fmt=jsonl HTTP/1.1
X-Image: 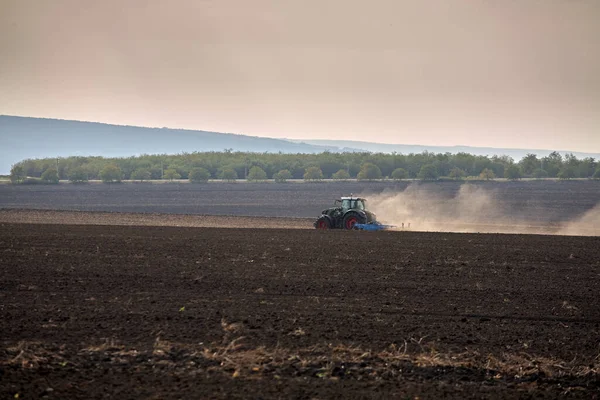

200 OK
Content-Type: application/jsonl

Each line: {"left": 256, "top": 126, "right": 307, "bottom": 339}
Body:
{"left": 1, "top": 223, "right": 599, "bottom": 399}
{"left": 1, "top": 180, "right": 599, "bottom": 223}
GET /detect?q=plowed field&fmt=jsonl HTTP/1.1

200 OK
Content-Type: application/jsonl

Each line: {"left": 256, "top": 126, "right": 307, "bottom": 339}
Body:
{"left": 1, "top": 221, "right": 599, "bottom": 399}
{"left": 1, "top": 180, "right": 599, "bottom": 223}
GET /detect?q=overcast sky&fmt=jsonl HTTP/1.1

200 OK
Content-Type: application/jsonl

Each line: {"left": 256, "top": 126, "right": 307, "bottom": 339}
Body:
{"left": 1, "top": 0, "right": 599, "bottom": 151}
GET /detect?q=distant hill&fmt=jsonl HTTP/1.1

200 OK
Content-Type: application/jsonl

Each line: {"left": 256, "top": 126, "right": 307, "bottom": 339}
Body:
{"left": 2, "top": 115, "right": 598, "bottom": 174}
{"left": 289, "top": 139, "right": 600, "bottom": 162}
{"left": 0, "top": 115, "right": 337, "bottom": 174}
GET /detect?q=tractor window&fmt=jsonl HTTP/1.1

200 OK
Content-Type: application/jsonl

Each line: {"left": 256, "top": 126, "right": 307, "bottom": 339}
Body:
{"left": 342, "top": 199, "right": 365, "bottom": 210}
{"left": 350, "top": 200, "right": 365, "bottom": 210}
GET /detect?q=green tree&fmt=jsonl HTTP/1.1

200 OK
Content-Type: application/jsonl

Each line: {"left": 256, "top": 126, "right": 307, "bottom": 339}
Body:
{"left": 577, "top": 157, "right": 596, "bottom": 178}
{"left": 10, "top": 164, "right": 26, "bottom": 184}
{"left": 163, "top": 168, "right": 181, "bottom": 181}
{"left": 479, "top": 168, "right": 496, "bottom": 180}
{"left": 519, "top": 153, "right": 540, "bottom": 176}
{"left": 541, "top": 152, "right": 562, "bottom": 177}
{"left": 247, "top": 166, "right": 267, "bottom": 182}
{"left": 41, "top": 167, "right": 59, "bottom": 184}
{"left": 219, "top": 167, "right": 238, "bottom": 182}
{"left": 68, "top": 167, "right": 88, "bottom": 183}
{"left": 13, "top": 150, "right": 599, "bottom": 185}
{"left": 532, "top": 168, "right": 548, "bottom": 179}
{"left": 357, "top": 163, "right": 382, "bottom": 180}
{"left": 557, "top": 166, "right": 575, "bottom": 180}
{"left": 274, "top": 169, "right": 292, "bottom": 183}
{"left": 417, "top": 164, "right": 438, "bottom": 181}
{"left": 391, "top": 168, "right": 408, "bottom": 180}
{"left": 449, "top": 167, "right": 465, "bottom": 180}
{"left": 317, "top": 155, "right": 346, "bottom": 178}
{"left": 189, "top": 167, "right": 210, "bottom": 183}
{"left": 100, "top": 164, "right": 122, "bottom": 183}
{"left": 504, "top": 165, "right": 522, "bottom": 180}
{"left": 593, "top": 168, "right": 600, "bottom": 180}
{"left": 332, "top": 169, "right": 350, "bottom": 181}
{"left": 131, "top": 168, "right": 152, "bottom": 182}
{"left": 489, "top": 156, "right": 508, "bottom": 178}
{"left": 303, "top": 166, "right": 324, "bottom": 181}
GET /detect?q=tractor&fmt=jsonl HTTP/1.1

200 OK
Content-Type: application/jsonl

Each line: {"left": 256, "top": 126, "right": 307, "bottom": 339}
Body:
{"left": 314, "top": 196, "right": 378, "bottom": 230}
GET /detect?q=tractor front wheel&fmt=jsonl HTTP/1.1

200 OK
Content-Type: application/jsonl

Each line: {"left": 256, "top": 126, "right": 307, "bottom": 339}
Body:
{"left": 315, "top": 216, "right": 332, "bottom": 230}
{"left": 343, "top": 212, "right": 365, "bottom": 230}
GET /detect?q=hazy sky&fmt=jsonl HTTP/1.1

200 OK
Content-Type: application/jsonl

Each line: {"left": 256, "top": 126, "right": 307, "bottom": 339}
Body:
{"left": 1, "top": 0, "right": 599, "bottom": 151}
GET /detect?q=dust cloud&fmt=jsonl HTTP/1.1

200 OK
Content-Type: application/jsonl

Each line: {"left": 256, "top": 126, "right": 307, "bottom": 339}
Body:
{"left": 364, "top": 184, "right": 599, "bottom": 236}
{"left": 557, "top": 204, "right": 600, "bottom": 236}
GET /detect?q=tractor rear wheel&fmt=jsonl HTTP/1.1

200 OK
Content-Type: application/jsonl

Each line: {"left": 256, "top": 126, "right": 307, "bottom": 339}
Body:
{"left": 315, "top": 216, "right": 332, "bottom": 229}
{"left": 343, "top": 212, "right": 366, "bottom": 230}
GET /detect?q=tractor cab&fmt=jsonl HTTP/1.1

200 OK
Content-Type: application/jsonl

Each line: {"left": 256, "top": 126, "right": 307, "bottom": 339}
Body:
{"left": 339, "top": 197, "right": 366, "bottom": 211}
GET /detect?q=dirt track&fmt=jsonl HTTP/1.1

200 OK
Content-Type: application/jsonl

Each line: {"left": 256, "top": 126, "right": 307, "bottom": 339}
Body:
{"left": 0, "top": 209, "right": 313, "bottom": 229}
{"left": 1, "top": 221, "right": 599, "bottom": 399}
{"left": 0, "top": 209, "right": 596, "bottom": 236}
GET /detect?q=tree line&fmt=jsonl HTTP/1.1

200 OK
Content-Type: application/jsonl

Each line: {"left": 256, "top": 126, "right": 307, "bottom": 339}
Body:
{"left": 8, "top": 150, "right": 600, "bottom": 184}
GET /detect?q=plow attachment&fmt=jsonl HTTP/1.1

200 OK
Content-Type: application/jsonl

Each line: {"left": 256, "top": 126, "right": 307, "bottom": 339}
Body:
{"left": 353, "top": 222, "right": 396, "bottom": 231}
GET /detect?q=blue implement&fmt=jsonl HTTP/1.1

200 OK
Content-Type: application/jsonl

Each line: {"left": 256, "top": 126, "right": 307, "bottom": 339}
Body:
{"left": 353, "top": 222, "right": 395, "bottom": 231}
